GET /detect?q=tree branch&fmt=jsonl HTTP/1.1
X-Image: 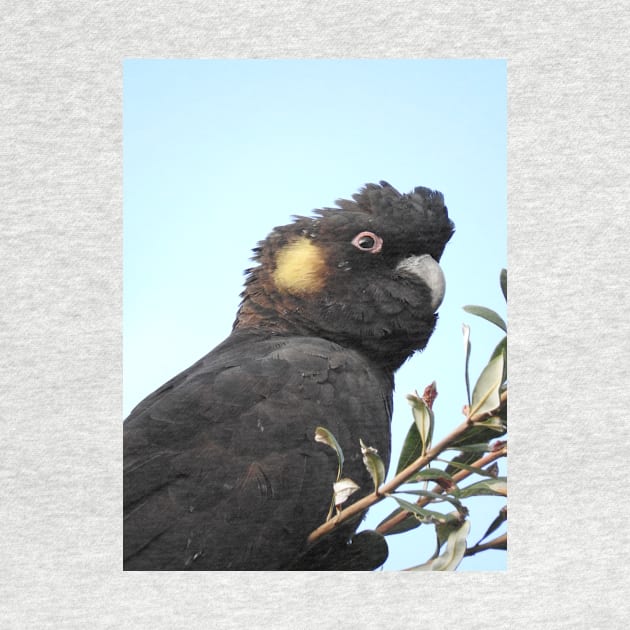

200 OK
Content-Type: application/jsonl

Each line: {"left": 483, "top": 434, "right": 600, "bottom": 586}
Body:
{"left": 307, "top": 390, "right": 508, "bottom": 544}
{"left": 375, "top": 442, "right": 507, "bottom": 535}
{"left": 464, "top": 533, "right": 507, "bottom": 556}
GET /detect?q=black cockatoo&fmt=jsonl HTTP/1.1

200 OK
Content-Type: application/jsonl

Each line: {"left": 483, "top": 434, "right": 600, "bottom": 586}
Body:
{"left": 124, "top": 181, "right": 454, "bottom": 570}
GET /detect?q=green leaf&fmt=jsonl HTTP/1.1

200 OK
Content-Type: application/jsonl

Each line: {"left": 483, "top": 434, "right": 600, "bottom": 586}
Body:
{"left": 444, "top": 442, "right": 492, "bottom": 453}
{"left": 404, "top": 558, "right": 434, "bottom": 571}
{"left": 470, "top": 353, "right": 505, "bottom": 417}
{"left": 407, "top": 468, "right": 456, "bottom": 484}
{"left": 314, "top": 426, "right": 344, "bottom": 481}
{"left": 490, "top": 336, "right": 508, "bottom": 388}
{"left": 406, "top": 520, "right": 470, "bottom": 571}
{"left": 458, "top": 477, "right": 507, "bottom": 498}
{"left": 430, "top": 520, "right": 470, "bottom": 571}
{"left": 500, "top": 268, "right": 507, "bottom": 301}
{"left": 435, "top": 512, "right": 466, "bottom": 551}
{"left": 475, "top": 505, "right": 507, "bottom": 546}
{"left": 490, "top": 335, "right": 507, "bottom": 362}
{"left": 332, "top": 477, "right": 360, "bottom": 507}
{"left": 462, "top": 324, "right": 472, "bottom": 406}
{"left": 395, "top": 421, "right": 422, "bottom": 475}
{"left": 391, "top": 496, "right": 449, "bottom": 524}
{"left": 463, "top": 305, "right": 507, "bottom": 332}
{"left": 360, "top": 439, "right": 385, "bottom": 492}
{"left": 474, "top": 416, "right": 506, "bottom": 432}
{"left": 376, "top": 506, "right": 423, "bottom": 536}
{"left": 406, "top": 393, "right": 434, "bottom": 456}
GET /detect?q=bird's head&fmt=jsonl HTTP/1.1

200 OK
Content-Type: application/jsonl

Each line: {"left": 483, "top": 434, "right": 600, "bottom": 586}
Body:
{"left": 234, "top": 181, "right": 455, "bottom": 370}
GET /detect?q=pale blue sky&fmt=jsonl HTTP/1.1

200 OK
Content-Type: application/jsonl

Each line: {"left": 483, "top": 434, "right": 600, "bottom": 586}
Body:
{"left": 124, "top": 59, "right": 507, "bottom": 571}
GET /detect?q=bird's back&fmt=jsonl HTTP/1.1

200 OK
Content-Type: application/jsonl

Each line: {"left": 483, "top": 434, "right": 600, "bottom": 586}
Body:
{"left": 123, "top": 331, "right": 393, "bottom": 570}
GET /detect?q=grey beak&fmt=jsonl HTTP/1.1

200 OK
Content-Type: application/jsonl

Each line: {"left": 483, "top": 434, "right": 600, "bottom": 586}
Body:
{"left": 395, "top": 254, "right": 446, "bottom": 311}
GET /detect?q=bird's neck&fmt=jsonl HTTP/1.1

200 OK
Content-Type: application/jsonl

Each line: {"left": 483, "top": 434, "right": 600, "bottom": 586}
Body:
{"left": 234, "top": 295, "right": 416, "bottom": 374}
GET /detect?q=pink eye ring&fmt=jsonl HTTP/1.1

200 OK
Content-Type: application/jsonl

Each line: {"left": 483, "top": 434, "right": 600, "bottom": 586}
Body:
{"left": 351, "top": 231, "right": 383, "bottom": 254}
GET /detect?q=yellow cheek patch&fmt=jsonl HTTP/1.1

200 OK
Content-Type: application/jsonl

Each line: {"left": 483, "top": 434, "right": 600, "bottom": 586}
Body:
{"left": 273, "top": 237, "right": 327, "bottom": 295}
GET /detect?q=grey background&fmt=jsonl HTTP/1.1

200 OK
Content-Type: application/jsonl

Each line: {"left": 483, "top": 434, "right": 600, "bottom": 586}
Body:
{"left": 2, "top": 1, "right": 629, "bottom": 628}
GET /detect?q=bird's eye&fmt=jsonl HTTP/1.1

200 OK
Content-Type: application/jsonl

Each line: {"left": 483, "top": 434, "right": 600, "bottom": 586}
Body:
{"left": 351, "top": 231, "right": 383, "bottom": 254}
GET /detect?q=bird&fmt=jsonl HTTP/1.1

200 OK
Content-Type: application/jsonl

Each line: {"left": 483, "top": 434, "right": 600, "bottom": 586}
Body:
{"left": 123, "top": 181, "right": 454, "bottom": 570}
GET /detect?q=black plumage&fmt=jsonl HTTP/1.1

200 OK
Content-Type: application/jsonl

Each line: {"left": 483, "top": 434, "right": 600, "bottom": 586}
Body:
{"left": 123, "top": 181, "right": 454, "bottom": 570}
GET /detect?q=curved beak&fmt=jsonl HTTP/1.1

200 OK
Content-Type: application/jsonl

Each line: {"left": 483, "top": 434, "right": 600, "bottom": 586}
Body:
{"left": 395, "top": 254, "right": 446, "bottom": 311}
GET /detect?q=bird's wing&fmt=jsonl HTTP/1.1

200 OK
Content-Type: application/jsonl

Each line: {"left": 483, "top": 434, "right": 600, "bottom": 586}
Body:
{"left": 123, "top": 334, "right": 392, "bottom": 570}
